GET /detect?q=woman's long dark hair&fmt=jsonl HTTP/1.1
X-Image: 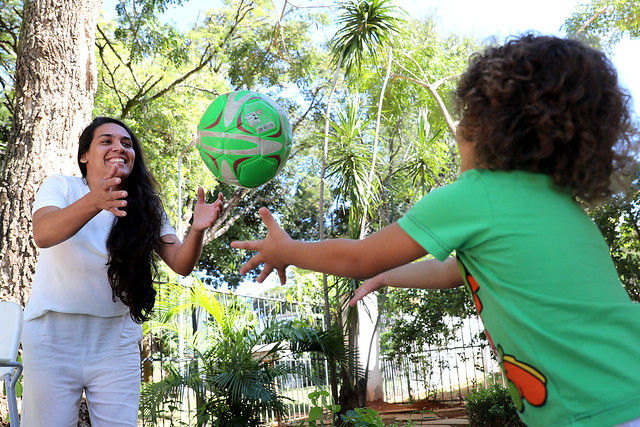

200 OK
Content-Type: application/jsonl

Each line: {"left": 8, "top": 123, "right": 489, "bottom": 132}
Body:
{"left": 78, "top": 117, "right": 165, "bottom": 323}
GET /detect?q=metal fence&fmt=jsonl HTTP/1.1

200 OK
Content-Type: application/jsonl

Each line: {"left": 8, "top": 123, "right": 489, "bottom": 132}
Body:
{"left": 380, "top": 316, "right": 501, "bottom": 404}
{"left": 140, "top": 286, "right": 328, "bottom": 426}
{"left": 140, "top": 287, "right": 500, "bottom": 425}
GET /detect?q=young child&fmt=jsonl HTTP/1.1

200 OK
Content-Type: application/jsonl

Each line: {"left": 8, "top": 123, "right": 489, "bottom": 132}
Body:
{"left": 232, "top": 34, "right": 640, "bottom": 426}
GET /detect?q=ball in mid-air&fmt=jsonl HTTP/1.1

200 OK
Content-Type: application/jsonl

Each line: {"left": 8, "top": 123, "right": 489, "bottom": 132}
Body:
{"left": 197, "top": 90, "right": 292, "bottom": 188}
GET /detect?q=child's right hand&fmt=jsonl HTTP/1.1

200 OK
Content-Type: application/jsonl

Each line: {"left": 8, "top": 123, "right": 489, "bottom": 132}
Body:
{"left": 349, "top": 273, "right": 386, "bottom": 306}
{"left": 231, "top": 207, "right": 292, "bottom": 285}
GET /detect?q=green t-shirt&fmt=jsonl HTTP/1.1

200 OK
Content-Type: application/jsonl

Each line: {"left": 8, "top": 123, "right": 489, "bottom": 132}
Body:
{"left": 398, "top": 169, "right": 640, "bottom": 426}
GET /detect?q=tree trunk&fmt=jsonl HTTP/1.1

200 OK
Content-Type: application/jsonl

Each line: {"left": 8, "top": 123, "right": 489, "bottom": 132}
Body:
{"left": 0, "top": 0, "right": 103, "bottom": 305}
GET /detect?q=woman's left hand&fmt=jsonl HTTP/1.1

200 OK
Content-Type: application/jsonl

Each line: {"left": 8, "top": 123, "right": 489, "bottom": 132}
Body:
{"left": 191, "top": 188, "right": 223, "bottom": 232}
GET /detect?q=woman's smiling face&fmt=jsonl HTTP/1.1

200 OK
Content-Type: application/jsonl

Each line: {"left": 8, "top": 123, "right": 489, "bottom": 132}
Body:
{"left": 80, "top": 122, "right": 136, "bottom": 190}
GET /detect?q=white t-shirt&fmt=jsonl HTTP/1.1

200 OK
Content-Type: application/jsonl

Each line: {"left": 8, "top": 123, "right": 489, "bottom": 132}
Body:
{"left": 25, "top": 174, "right": 175, "bottom": 321}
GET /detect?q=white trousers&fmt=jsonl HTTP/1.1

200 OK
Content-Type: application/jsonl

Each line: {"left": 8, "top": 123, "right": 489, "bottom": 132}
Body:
{"left": 21, "top": 312, "right": 143, "bottom": 427}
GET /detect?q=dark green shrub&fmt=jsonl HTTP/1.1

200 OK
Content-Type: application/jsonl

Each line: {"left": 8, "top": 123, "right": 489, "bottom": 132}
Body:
{"left": 465, "top": 384, "right": 525, "bottom": 427}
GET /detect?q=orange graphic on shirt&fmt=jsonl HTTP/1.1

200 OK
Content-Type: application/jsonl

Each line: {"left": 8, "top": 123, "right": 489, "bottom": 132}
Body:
{"left": 499, "top": 347, "right": 548, "bottom": 412}
{"left": 457, "top": 257, "right": 548, "bottom": 413}
{"left": 467, "top": 274, "right": 482, "bottom": 313}
{"left": 458, "top": 259, "right": 483, "bottom": 314}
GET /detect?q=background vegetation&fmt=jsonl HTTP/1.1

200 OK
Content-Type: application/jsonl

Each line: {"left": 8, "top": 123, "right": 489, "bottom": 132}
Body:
{"left": 0, "top": 0, "right": 638, "bottom": 424}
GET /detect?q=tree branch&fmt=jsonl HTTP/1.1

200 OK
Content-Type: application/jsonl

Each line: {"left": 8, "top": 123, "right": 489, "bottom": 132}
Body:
{"left": 576, "top": 6, "right": 611, "bottom": 36}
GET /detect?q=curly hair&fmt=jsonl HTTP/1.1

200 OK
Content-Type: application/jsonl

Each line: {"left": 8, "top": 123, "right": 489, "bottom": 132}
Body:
{"left": 78, "top": 117, "right": 167, "bottom": 323}
{"left": 455, "top": 34, "right": 637, "bottom": 204}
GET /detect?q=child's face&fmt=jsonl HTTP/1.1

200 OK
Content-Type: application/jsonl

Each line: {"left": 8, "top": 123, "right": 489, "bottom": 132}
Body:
{"left": 455, "top": 126, "right": 476, "bottom": 172}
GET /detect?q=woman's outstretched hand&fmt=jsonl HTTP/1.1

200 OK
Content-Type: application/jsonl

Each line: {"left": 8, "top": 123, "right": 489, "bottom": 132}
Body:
{"left": 349, "top": 273, "right": 386, "bottom": 306}
{"left": 231, "top": 207, "right": 292, "bottom": 285}
{"left": 192, "top": 188, "right": 223, "bottom": 232}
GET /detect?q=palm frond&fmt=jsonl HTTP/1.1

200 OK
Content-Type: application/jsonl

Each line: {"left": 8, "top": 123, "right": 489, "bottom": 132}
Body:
{"left": 331, "top": 0, "right": 405, "bottom": 74}
{"left": 396, "top": 112, "right": 451, "bottom": 199}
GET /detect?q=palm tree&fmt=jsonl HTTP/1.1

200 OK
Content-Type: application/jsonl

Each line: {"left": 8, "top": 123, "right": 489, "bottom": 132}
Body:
{"left": 139, "top": 279, "right": 349, "bottom": 426}
{"left": 324, "top": 93, "right": 379, "bottom": 410}
{"left": 396, "top": 110, "right": 452, "bottom": 204}
{"left": 318, "top": 0, "right": 402, "bottom": 405}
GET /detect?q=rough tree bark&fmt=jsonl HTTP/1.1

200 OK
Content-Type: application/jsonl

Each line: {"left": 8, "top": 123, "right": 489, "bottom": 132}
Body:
{"left": 0, "top": 0, "right": 103, "bottom": 305}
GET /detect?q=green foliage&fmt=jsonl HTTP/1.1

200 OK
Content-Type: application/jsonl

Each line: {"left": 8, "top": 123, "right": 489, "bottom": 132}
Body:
{"left": 395, "top": 115, "right": 450, "bottom": 201}
{"left": 341, "top": 407, "right": 428, "bottom": 426}
{"left": 92, "top": 0, "right": 334, "bottom": 288}
{"left": 325, "top": 93, "right": 380, "bottom": 229}
{"left": 588, "top": 174, "right": 640, "bottom": 301}
{"left": 331, "top": 0, "right": 405, "bottom": 74}
{"left": 381, "top": 285, "right": 474, "bottom": 360}
{"left": 0, "top": 107, "right": 10, "bottom": 165}
{"left": 296, "top": 390, "right": 341, "bottom": 426}
{"left": 562, "top": 0, "right": 640, "bottom": 52}
{"left": 112, "top": 0, "right": 190, "bottom": 66}
{"left": 465, "top": 384, "right": 525, "bottom": 427}
{"left": 141, "top": 279, "right": 349, "bottom": 426}
{"left": 0, "top": 0, "right": 20, "bottom": 93}
{"left": 341, "top": 407, "right": 385, "bottom": 426}
{"left": 141, "top": 281, "right": 290, "bottom": 424}
{"left": 224, "top": 5, "right": 328, "bottom": 90}
{"left": 0, "top": 0, "right": 21, "bottom": 163}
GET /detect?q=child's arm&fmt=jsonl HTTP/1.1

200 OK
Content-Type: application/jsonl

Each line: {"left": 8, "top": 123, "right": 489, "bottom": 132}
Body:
{"left": 231, "top": 207, "right": 427, "bottom": 284}
{"left": 349, "top": 257, "right": 463, "bottom": 306}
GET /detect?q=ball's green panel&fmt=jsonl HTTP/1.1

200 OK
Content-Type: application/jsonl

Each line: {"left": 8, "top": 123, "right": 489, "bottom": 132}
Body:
{"left": 196, "top": 90, "right": 292, "bottom": 188}
{"left": 237, "top": 157, "right": 279, "bottom": 188}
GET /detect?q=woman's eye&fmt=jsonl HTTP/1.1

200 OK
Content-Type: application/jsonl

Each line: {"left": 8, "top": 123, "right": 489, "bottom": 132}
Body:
{"left": 122, "top": 141, "right": 132, "bottom": 148}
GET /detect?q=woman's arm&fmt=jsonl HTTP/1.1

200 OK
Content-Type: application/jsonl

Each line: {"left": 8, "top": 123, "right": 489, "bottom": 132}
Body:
{"left": 156, "top": 188, "right": 223, "bottom": 276}
{"left": 349, "top": 257, "right": 464, "bottom": 306}
{"left": 32, "top": 166, "right": 128, "bottom": 248}
{"left": 231, "top": 207, "right": 428, "bottom": 284}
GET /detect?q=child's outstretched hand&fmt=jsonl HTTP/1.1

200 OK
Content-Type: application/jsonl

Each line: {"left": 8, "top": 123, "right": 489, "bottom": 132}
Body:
{"left": 231, "top": 207, "right": 291, "bottom": 285}
{"left": 349, "top": 273, "right": 386, "bottom": 306}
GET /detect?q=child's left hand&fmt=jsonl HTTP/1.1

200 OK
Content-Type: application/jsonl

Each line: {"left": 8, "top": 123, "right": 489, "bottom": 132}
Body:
{"left": 191, "top": 188, "right": 223, "bottom": 232}
{"left": 350, "top": 273, "right": 386, "bottom": 306}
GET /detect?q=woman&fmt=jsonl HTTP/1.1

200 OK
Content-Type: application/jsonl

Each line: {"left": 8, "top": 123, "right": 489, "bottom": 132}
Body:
{"left": 21, "top": 117, "right": 223, "bottom": 426}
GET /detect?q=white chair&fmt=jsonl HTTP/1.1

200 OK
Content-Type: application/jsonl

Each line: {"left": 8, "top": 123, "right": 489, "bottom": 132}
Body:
{"left": 0, "top": 301, "right": 23, "bottom": 427}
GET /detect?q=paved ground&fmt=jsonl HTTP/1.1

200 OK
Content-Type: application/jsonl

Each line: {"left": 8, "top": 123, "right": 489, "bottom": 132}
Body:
{"left": 284, "top": 401, "right": 470, "bottom": 426}
{"left": 377, "top": 405, "right": 469, "bottom": 426}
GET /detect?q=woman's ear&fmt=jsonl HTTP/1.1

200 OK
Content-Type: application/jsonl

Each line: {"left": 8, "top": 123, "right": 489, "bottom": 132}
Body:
{"left": 80, "top": 154, "right": 87, "bottom": 163}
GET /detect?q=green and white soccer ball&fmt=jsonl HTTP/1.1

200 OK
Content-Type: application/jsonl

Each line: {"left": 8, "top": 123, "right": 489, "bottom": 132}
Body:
{"left": 197, "top": 90, "right": 292, "bottom": 188}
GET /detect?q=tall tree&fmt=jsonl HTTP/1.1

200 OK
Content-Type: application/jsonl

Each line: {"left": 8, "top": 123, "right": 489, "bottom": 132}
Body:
{"left": 562, "top": 0, "right": 640, "bottom": 52}
{"left": 0, "top": 0, "right": 103, "bottom": 304}
{"left": 92, "top": 0, "right": 331, "bottom": 287}
{"left": 318, "top": 0, "right": 402, "bottom": 406}
{"left": 0, "top": 0, "right": 21, "bottom": 165}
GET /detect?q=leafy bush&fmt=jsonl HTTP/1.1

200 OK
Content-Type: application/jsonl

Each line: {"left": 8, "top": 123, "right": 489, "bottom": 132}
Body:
{"left": 465, "top": 384, "right": 525, "bottom": 427}
{"left": 140, "top": 280, "right": 348, "bottom": 426}
{"left": 341, "top": 407, "right": 424, "bottom": 427}
{"left": 341, "top": 408, "right": 386, "bottom": 426}
{"left": 297, "top": 390, "right": 341, "bottom": 426}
